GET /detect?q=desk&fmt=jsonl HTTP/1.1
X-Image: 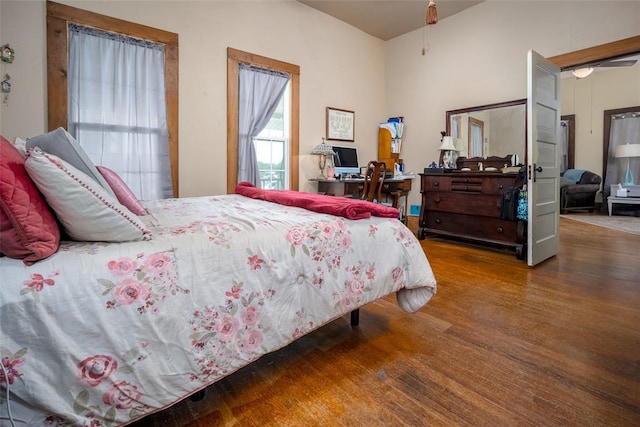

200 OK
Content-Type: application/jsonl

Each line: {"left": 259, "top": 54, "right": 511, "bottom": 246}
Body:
{"left": 311, "top": 177, "right": 413, "bottom": 221}
{"left": 608, "top": 196, "right": 640, "bottom": 216}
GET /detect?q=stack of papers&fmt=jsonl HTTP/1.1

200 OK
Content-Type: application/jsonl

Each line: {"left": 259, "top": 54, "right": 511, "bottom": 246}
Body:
{"left": 379, "top": 122, "right": 404, "bottom": 139}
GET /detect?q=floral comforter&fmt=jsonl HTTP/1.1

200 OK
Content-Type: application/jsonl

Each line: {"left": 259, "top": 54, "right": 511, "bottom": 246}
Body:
{"left": 0, "top": 195, "right": 436, "bottom": 426}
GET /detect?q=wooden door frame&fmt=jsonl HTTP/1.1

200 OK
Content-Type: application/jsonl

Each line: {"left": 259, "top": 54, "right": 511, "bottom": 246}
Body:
{"left": 549, "top": 35, "right": 640, "bottom": 185}
{"left": 548, "top": 35, "right": 640, "bottom": 70}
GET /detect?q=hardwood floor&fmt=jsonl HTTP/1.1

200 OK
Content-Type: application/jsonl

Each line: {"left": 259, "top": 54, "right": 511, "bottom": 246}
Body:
{"left": 132, "top": 217, "right": 640, "bottom": 426}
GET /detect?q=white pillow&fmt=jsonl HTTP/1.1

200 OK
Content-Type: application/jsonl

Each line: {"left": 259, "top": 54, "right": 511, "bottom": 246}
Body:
{"left": 24, "top": 148, "right": 151, "bottom": 242}
{"left": 26, "top": 127, "right": 116, "bottom": 197}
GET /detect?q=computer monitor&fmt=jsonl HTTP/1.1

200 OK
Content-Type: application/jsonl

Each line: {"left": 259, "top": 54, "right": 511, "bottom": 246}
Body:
{"left": 331, "top": 145, "right": 360, "bottom": 176}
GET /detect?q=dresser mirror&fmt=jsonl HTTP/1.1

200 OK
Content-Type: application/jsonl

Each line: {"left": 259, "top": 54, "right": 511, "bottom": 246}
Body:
{"left": 445, "top": 99, "right": 527, "bottom": 162}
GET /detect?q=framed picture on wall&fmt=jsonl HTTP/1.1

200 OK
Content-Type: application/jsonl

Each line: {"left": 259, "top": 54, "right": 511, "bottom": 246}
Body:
{"left": 326, "top": 107, "right": 355, "bottom": 142}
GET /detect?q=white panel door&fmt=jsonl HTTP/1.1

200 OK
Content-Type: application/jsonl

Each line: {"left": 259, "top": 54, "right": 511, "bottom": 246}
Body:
{"left": 527, "top": 50, "right": 561, "bottom": 266}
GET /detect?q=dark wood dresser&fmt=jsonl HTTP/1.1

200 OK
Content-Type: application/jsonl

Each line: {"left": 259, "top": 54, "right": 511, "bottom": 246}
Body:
{"left": 418, "top": 172, "right": 526, "bottom": 258}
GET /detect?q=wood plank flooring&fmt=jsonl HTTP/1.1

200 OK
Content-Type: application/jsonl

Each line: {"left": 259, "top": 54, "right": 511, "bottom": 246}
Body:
{"left": 131, "top": 217, "right": 640, "bottom": 426}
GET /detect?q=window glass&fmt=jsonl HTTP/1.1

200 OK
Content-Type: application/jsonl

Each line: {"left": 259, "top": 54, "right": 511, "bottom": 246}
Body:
{"left": 255, "top": 84, "right": 290, "bottom": 190}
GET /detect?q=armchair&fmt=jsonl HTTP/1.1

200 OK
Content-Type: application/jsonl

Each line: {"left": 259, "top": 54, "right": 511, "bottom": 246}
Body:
{"left": 560, "top": 169, "right": 601, "bottom": 213}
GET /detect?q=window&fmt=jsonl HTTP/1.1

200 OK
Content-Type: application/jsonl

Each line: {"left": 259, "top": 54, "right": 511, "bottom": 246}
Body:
{"left": 67, "top": 24, "right": 172, "bottom": 200}
{"left": 254, "top": 84, "right": 290, "bottom": 189}
{"left": 46, "top": 2, "right": 179, "bottom": 197}
{"left": 227, "top": 48, "right": 300, "bottom": 193}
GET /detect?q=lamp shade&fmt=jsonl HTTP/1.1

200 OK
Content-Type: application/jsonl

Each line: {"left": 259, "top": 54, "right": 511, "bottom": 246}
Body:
{"left": 572, "top": 67, "right": 594, "bottom": 79}
{"left": 311, "top": 140, "right": 335, "bottom": 156}
{"left": 615, "top": 143, "right": 640, "bottom": 158}
{"left": 438, "top": 136, "right": 457, "bottom": 151}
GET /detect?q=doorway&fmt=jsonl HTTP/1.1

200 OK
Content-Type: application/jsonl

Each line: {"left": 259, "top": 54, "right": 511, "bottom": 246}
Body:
{"left": 551, "top": 36, "right": 640, "bottom": 216}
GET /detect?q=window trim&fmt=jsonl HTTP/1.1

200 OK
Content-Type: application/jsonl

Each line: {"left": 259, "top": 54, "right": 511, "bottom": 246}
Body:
{"left": 46, "top": 1, "right": 179, "bottom": 197}
{"left": 227, "top": 47, "right": 300, "bottom": 193}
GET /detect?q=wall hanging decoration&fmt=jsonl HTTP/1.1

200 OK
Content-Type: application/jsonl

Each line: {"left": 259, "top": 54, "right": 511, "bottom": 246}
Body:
{"left": 1, "top": 74, "right": 9, "bottom": 104}
{"left": 1, "top": 74, "right": 10, "bottom": 93}
{"left": 422, "top": 1, "right": 438, "bottom": 55}
{"left": 426, "top": 0, "right": 438, "bottom": 24}
{"left": 1, "top": 44, "right": 15, "bottom": 63}
{"left": 326, "top": 107, "right": 355, "bottom": 142}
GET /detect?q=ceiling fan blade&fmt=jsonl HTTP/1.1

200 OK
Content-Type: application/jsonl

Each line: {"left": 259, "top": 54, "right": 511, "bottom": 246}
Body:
{"left": 594, "top": 59, "right": 638, "bottom": 68}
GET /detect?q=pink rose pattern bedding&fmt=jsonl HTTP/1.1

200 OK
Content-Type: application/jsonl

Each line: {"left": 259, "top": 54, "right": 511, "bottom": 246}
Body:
{"left": 0, "top": 195, "right": 436, "bottom": 426}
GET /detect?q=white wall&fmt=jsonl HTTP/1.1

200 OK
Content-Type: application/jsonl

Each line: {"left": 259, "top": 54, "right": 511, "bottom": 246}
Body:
{"left": 561, "top": 65, "right": 640, "bottom": 179}
{"left": 2, "top": 1, "right": 639, "bottom": 204}
{"left": 386, "top": 0, "right": 640, "bottom": 208}
{"left": 0, "top": 0, "right": 386, "bottom": 196}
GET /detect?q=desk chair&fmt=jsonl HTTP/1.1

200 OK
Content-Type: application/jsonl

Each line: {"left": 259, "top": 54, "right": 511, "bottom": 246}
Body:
{"left": 361, "top": 161, "right": 386, "bottom": 203}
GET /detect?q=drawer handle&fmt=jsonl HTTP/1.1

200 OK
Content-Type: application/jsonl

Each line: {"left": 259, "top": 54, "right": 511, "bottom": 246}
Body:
{"left": 434, "top": 181, "right": 439, "bottom": 187}
{"left": 434, "top": 197, "right": 441, "bottom": 203}
{"left": 499, "top": 184, "right": 504, "bottom": 189}
{"left": 497, "top": 227, "right": 503, "bottom": 233}
{"left": 435, "top": 218, "right": 441, "bottom": 224}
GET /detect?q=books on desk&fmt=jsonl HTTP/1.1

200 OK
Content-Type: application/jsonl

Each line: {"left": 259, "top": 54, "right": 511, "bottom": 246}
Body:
{"left": 502, "top": 166, "right": 521, "bottom": 174}
{"left": 394, "top": 173, "right": 415, "bottom": 179}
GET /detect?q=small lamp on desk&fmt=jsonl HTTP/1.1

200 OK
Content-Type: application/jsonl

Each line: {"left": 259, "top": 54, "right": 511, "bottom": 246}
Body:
{"left": 615, "top": 143, "right": 640, "bottom": 186}
{"left": 311, "top": 137, "right": 335, "bottom": 179}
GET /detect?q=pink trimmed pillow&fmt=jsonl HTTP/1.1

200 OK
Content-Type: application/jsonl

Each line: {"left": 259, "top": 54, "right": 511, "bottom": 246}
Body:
{"left": 0, "top": 135, "right": 60, "bottom": 264}
{"left": 97, "top": 166, "right": 147, "bottom": 216}
{"left": 24, "top": 148, "right": 151, "bottom": 242}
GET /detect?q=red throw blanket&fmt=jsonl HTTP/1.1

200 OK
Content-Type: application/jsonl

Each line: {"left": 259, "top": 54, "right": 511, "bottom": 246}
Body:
{"left": 235, "top": 182, "right": 399, "bottom": 220}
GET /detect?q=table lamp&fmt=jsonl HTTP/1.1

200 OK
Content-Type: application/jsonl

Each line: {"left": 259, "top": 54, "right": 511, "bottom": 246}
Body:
{"left": 615, "top": 143, "right": 640, "bottom": 186}
{"left": 439, "top": 136, "right": 458, "bottom": 168}
{"left": 311, "top": 137, "right": 335, "bottom": 179}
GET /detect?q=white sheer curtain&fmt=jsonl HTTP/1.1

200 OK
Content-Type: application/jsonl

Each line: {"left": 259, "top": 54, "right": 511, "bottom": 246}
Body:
{"left": 470, "top": 123, "right": 483, "bottom": 157}
{"left": 238, "top": 64, "right": 290, "bottom": 186}
{"left": 451, "top": 116, "right": 459, "bottom": 139}
{"left": 68, "top": 24, "right": 172, "bottom": 200}
{"left": 604, "top": 112, "right": 640, "bottom": 199}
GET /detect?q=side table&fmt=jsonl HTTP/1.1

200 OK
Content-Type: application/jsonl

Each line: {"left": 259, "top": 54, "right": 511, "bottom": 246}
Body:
{"left": 607, "top": 196, "right": 640, "bottom": 216}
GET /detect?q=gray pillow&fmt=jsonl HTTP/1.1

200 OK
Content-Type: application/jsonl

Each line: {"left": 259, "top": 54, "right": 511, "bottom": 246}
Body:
{"left": 26, "top": 127, "right": 115, "bottom": 197}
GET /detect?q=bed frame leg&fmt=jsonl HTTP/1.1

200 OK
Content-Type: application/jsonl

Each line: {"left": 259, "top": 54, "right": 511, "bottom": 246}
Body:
{"left": 350, "top": 309, "right": 359, "bottom": 326}
{"left": 189, "top": 389, "right": 206, "bottom": 402}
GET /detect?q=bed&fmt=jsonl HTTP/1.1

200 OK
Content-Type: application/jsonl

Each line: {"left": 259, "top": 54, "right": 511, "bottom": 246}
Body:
{"left": 1, "top": 163, "right": 437, "bottom": 425}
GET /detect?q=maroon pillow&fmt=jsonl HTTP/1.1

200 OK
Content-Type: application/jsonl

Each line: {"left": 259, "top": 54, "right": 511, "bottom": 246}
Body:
{"left": 0, "top": 135, "right": 60, "bottom": 264}
{"left": 97, "top": 166, "right": 147, "bottom": 216}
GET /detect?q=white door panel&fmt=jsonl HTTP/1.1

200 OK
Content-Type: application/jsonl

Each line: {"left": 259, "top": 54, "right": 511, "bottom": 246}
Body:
{"left": 527, "top": 50, "right": 561, "bottom": 266}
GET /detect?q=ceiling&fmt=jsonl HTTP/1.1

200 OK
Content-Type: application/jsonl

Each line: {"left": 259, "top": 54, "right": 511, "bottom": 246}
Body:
{"left": 297, "top": 0, "right": 483, "bottom": 41}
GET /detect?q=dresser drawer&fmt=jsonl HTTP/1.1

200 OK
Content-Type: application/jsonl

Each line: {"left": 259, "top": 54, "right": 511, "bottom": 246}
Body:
{"left": 424, "top": 192, "right": 502, "bottom": 217}
{"left": 422, "top": 175, "right": 451, "bottom": 192}
{"left": 423, "top": 211, "right": 518, "bottom": 243}
{"left": 393, "top": 179, "right": 412, "bottom": 191}
{"left": 451, "top": 182, "right": 482, "bottom": 193}
{"left": 451, "top": 176, "right": 483, "bottom": 185}
{"left": 483, "top": 176, "right": 517, "bottom": 195}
